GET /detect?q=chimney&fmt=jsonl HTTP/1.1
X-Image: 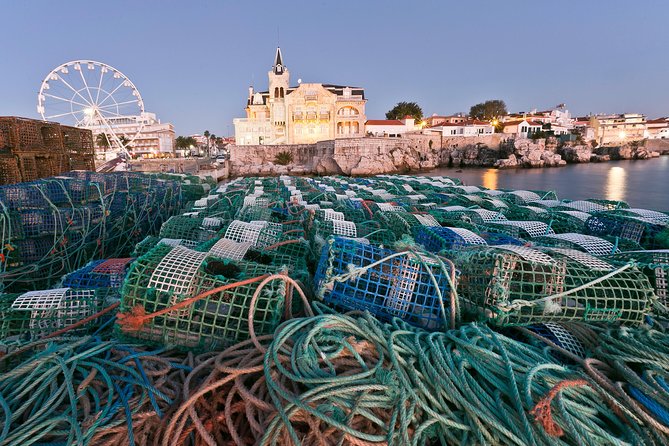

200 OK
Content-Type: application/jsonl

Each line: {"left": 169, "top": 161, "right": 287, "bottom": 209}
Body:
{"left": 248, "top": 86, "right": 254, "bottom": 102}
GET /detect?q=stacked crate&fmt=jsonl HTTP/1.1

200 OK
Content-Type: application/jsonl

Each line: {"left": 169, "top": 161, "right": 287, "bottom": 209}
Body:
{"left": 0, "top": 117, "right": 96, "bottom": 185}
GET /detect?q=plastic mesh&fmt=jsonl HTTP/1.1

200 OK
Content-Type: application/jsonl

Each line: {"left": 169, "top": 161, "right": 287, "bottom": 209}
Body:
{"left": 208, "top": 238, "right": 253, "bottom": 261}
{"left": 414, "top": 226, "right": 487, "bottom": 253}
{"left": 9, "top": 288, "right": 102, "bottom": 339}
{"left": 148, "top": 246, "right": 209, "bottom": 295}
{"left": 455, "top": 245, "right": 653, "bottom": 326}
{"left": 315, "top": 237, "right": 455, "bottom": 331}
{"left": 536, "top": 233, "right": 617, "bottom": 256}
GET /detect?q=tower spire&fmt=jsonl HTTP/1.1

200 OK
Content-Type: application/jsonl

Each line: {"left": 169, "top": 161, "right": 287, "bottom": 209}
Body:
{"left": 273, "top": 47, "right": 284, "bottom": 74}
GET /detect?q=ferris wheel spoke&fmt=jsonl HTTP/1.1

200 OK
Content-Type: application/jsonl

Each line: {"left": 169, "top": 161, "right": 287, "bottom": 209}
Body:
{"left": 97, "top": 108, "right": 125, "bottom": 118}
{"left": 44, "top": 111, "right": 82, "bottom": 120}
{"left": 95, "top": 66, "right": 105, "bottom": 104}
{"left": 77, "top": 67, "right": 96, "bottom": 105}
{"left": 42, "top": 93, "right": 91, "bottom": 109}
{"left": 97, "top": 81, "right": 128, "bottom": 108}
{"left": 55, "top": 74, "right": 93, "bottom": 106}
{"left": 98, "top": 99, "right": 140, "bottom": 110}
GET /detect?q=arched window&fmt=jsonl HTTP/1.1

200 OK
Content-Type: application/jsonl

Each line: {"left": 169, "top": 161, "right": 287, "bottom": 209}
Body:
{"left": 274, "top": 87, "right": 279, "bottom": 98}
{"left": 279, "top": 87, "right": 284, "bottom": 98}
{"left": 337, "top": 106, "right": 359, "bottom": 117}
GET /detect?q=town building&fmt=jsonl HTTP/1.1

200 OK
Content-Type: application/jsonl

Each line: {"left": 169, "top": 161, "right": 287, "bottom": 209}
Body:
{"left": 233, "top": 48, "right": 367, "bottom": 145}
{"left": 427, "top": 119, "right": 494, "bottom": 137}
{"left": 91, "top": 112, "right": 175, "bottom": 159}
{"left": 424, "top": 114, "right": 467, "bottom": 127}
{"left": 646, "top": 117, "right": 669, "bottom": 139}
{"left": 365, "top": 117, "right": 417, "bottom": 137}
{"left": 590, "top": 113, "right": 647, "bottom": 145}
{"left": 501, "top": 119, "right": 543, "bottom": 138}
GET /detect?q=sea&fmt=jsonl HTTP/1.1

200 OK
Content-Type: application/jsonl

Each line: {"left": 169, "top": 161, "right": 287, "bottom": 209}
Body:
{"left": 421, "top": 156, "right": 669, "bottom": 211}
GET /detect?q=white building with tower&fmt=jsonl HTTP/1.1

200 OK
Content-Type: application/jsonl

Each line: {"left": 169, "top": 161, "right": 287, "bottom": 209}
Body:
{"left": 233, "top": 47, "right": 367, "bottom": 145}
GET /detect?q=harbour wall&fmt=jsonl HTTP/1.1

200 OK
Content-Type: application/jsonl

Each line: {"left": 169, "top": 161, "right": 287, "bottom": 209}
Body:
{"left": 228, "top": 134, "right": 510, "bottom": 176}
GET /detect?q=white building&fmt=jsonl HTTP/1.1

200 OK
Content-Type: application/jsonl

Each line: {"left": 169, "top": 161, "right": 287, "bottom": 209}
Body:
{"left": 428, "top": 119, "right": 494, "bottom": 137}
{"left": 365, "top": 117, "right": 416, "bottom": 137}
{"left": 501, "top": 119, "right": 543, "bottom": 138}
{"left": 91, "top": 112, "right": 175, "bottom": 159}
{"left": 590, "top": 113, "right": 647, "bottom": 145}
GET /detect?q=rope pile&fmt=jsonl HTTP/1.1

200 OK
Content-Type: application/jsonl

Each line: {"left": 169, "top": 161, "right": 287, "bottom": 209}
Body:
{"left": 163, "top": 310, "right": 665, "bottom": 445}
{"left": 0, "top": 336, "right": 192, "bottom": 446}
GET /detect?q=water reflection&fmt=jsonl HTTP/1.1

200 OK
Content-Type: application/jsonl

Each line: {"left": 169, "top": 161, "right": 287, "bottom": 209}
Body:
{"left": 605, "top": 166, "right": 626, "bottom": 203}
{"left": 482, "top": 169, "right": 498, "bottom": 190}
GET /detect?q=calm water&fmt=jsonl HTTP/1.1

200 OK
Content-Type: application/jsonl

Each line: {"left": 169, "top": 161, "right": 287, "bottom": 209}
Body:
{"left": 422, "top": 156, "right": 669, "bottom": 211}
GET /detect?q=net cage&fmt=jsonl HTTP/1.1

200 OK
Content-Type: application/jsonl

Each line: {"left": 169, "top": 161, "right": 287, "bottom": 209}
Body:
{"left": 503, "top": 205, "right": 551, "bottom": 222}
{"left": 429, "top": 207, "right": 506, "bottom": 226}
{"left": 0, "top": 287, "right": 107, "bottom": 341}
{"left": 158, "top": 215, "right": 220, "bottom": 244}
{"left": 61, "top": 258, "right": 134, "bottom": 289}
{"left": 414, "top": 226, "right": 487, "bottom": 254}
{"left": 545, "top": 210, "right": 592, "bottom": 234}
{"left": 118, "top": 244, "right": 286, "bottom": 350}
{"left": 604, "top": 250, "right": 669, "bottom": 309}
{"left": 314, "top": 237, "right": 457, "bottom": 331}
{"left": 585, "top": 213, "right": 669, "bottom": 249}
{"left": 373, "top": 211, "right": 431, "bottom": 238}
{"left": 478, "top": 231, "right": 526, "bottom": 246}
{"left": 0, "top": 172, "right": 200, "bottom": 293}
{"left": 533, "top": 233, "right": 617, "bottom": 256}
{"left": 481, "top": 220, "right": 555, "bottom": 239}
{"left": 454, "top": 244, "right": 654, "bottom": 326}
{"left": 222, "top": 220, "right": 283, "bottom": 249}
{"left": 525, "top": 322, "right": 587, "bottom": 360}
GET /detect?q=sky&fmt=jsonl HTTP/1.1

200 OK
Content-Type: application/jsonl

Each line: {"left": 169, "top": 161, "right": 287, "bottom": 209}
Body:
{"left": 2, "top": 0, "right": 668, "bottom": 136}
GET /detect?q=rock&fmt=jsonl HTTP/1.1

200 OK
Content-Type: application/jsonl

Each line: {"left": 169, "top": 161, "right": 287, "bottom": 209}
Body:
{"left": 559, "top": 145, "right": 592, "bottom": 163}
{"left": 591, "top": 154, "right": 610, "bottom": 162}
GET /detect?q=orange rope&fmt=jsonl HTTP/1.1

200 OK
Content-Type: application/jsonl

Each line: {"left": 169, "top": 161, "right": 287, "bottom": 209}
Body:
{"left": 45, "top": 302, "right": 120, "bottom": 339}
{"left": 530, "top": 379, "right": 589, "bottom": 437}
{"left": 264, "top": 239, "right": 303, "bottom": 251}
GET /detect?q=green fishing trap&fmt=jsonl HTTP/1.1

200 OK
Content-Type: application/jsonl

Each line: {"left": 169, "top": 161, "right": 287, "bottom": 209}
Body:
{"left": 158, "top": 215, "right": 222, "bottom": 243}
{"left": 0, "top": 287, "right": 110, "bottom": 342}
{"left": 454, "top": 244, "right": 655, "bottom": 326}
{"left": 604, "top": 250, "right": 669, "bottom": 310}
{"left": 118, "top": 244, "right": 286, "bottom": 351}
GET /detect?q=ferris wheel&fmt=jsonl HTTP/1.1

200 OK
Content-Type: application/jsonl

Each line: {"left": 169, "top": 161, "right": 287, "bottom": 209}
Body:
{"left": 37, "top": 60, "right": 145, "bottom": 157}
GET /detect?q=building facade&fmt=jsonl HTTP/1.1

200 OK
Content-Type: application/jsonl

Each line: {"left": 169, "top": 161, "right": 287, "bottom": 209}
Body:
{"left": 590, "top": 113, "right": 647, "bottom": 145}
{"left": 501, "top": 119, "right": 543, "bottom": 138}
{"left": 91, "top": 112, "right": 175, "bottom": 159}
{"left": 233, "top": 48, "right": 367, "bottom": 145}
{"left": 429, "top": 120, "right": 495, "bottom": 137}
{"left": 365, "top": 117, "right": 417, "bottom": 137}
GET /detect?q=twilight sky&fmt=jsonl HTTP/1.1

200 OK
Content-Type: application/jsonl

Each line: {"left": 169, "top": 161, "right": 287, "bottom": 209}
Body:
{"left": 2, "top": 0, "right": 668, "bottom": 135}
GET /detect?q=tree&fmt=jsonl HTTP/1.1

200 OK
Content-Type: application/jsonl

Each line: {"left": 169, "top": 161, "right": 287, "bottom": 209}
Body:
{"left": 175, "top": 136, "right": 198, "bottom": 157}
{"left": 469, "top": 100, "right": 508, "bottom": 121}
{"left": 386, "top": 102, "right": 423, "bottom": 121}
{"left": 96, "top": 133, "right": 110, "bottom": 153}
{"left": 204, "top": 130, "right": 211, "bottom": 158}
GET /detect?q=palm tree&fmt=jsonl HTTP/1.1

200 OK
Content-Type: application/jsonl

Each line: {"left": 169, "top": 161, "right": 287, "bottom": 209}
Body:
{"left": 96, "top": 133, "right": 110, "bottom": 153}
{"left": 209, "top": 133, "right": 217, "bottom": 157}
{"left": 204, "top": 130, "right": 210, "bottom": 158}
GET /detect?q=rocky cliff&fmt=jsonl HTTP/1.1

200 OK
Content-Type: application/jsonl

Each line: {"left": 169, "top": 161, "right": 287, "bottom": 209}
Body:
{"left": 494, "top": 137, "right": 566, "bottom": 168}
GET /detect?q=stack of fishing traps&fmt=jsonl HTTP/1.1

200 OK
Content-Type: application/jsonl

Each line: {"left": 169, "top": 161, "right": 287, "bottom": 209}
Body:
{"left": 0, "top": 117, "right": 97, "bottom": 184}
{"left": 101, "top": 173, "right": 666, "bottom": 353}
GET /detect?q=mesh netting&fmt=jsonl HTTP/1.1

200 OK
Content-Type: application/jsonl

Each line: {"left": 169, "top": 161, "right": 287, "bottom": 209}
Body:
{"left": 455, "top": 245, "right": 654, "bottom": 326}
{"left": 585, "top": 213, "right": 668, "bottom": 249}
{"left": 414, "top": 226, "right": 487, "bottom": 253}
{"left": 534, "top": 233, "right": 617, "bottom": 256}
{"left": 2, "top": 287, "right": 106, "bottom": 340}
{"left": 605, "top": 250, "right": 669, "bottom": 308}
{"left": 315, "top": 237, "right": 456, "bottom": 331}
{"left": 118, "top": 244, "right": 286, "bottom": 350}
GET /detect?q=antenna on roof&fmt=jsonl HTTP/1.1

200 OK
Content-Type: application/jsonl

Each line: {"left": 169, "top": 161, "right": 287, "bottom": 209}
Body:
{"left": 277, "top": 26, "right": 280, "bottom": 47}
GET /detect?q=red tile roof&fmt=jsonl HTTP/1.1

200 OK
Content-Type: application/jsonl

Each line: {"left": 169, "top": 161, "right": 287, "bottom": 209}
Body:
{"left": 365, "top": 120, "right": 404, "bottom": 126}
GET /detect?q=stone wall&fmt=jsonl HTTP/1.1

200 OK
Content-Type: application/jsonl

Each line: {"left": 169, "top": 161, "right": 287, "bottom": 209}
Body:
{"left": 645, "top": 139, "right": 669, "bottom": 155}
{"left": 228, "top": 134, "right": 510, "bottom": 176}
